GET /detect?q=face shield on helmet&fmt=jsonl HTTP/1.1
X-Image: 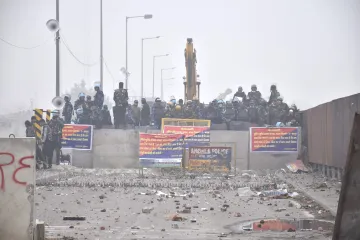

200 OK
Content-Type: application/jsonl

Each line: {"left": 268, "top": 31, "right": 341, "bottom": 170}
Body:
{"left": 78, "top": 92, "right": 85, "bottom": 100}
{"left": 251, "top": 84, "right": 257, "bottom": 91}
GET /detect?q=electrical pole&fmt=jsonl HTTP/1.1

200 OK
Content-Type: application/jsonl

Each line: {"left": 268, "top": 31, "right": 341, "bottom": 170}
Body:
{"left": 100, "top": 0, "right": 103, "bottom": 89}
{"left": 56, "top": 0, "right": 60, "bottom": 96}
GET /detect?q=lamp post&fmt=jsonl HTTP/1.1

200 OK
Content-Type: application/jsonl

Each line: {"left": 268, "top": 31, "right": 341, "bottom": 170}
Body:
{"left": 152, "top": 54, "right": 170, "bottom": 98}
{"left": 141, "top": 36, "right": 161, "bottom": 99}
{"left": 100, "top": 0, "right": 103, "bottom": 89}
{"left": 125, "top": 14, "right": 153, "bottom": 89}
{"left": 161, "top": 67, "right": 176, "bottom": 100}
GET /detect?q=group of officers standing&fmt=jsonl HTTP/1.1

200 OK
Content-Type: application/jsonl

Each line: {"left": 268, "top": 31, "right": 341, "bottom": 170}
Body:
{"left": 25, "top": 82, "right": 301, "bottom": 169}
{"left": 25, "top": 111, "right": 64, "bottom": 169}
{"left": 156, "top": 84, "right": 301, "bottom": 127}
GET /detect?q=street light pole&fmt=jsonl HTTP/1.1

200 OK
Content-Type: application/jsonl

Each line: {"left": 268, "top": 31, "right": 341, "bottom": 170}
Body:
{"left": 161, "top": 67, "right": 176, "bottom": 100}
{"left": 141, "top": 36, "right": 160, "bottom": 99}
{"left": 56, "top": 0, "right": 60, "bottom": 96}
{"left": 100, "top": 0, "right": 103, "bottom": 89}
{"left": 125, "top": 14, "right": 153, "bottom": 89}
{"left": 152, "top": 54, "right": 170, "bottom": 98}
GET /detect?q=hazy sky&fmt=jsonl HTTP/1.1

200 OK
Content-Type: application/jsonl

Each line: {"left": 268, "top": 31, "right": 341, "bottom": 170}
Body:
{"left": 0, "top": 0, "right": 359, "bottom": 114}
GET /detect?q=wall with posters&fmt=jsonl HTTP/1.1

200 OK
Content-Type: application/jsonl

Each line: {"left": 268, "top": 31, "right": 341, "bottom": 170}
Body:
{"left": 70, "top": 128, "right": 299, "bottom": 170}
{"left": 0, "top": 138, "right": 36, "bottom": 240}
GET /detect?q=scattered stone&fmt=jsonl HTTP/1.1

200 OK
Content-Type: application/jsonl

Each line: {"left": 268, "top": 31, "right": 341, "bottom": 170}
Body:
{"left": 131, "top": 226, "right": 140, "bottom": 229}
{"left": 288, "top": 228, "right": 296, "bottom": 232}
{"left": 221, "top": 207, "right": 227, "bottom": 212}
{"left": 69, "top": 226, "right": 74, "bottom": 229}
{"left": 100, "top": 209, "right": 106, "bottom": 212}
{"left": 161, "top": 228, "right": 165, "bottom": 232}
{"left": 181, "top": 209, "right": 191, "bottom": 214}
{"left": 275, "top": 208, "right": 286, "bottom": 212}
{"left": 99, "top": 195, "right": 106, "bottom": 199}
{"left": 142, "top": 207, "right": 154, "bottom": 214}
{"left": 172, "top": 224, "right": 179, "bottom": 229}
{"left": 234, "top": 212, "right": 242, "bottom": 217}
{"left": 318, "top": 182, "right": 328, "bottom": 188}
{"left": 190, "top": 219, "right": 197, "bottom": 223}
{"left": 210, "top": 207, "right": 214, "bottom": 211}
{"left": 318, "top": 227, "right": 323, "bottom": 231}
{"left": 193, "top": 206, "right": 199, "bottom": 209}
{"left": 218, "top": 233, "right": 227, "bottom": 237}
{"left": 260, "top": 220, "right": 265, "bottom": 224}
{"left": 63, "top": 216, "right": 86, "bottom": 221}
{"left": 285, "top": 213, "right": 290, "bottom": 216}
{"left": 100, "top": 226, "right": 105, "bottom": 230}
{"left": 201, "top": 208, "right": 208, "bottom": 211}
{"left": 288, "top": 202, "right": 294, "bottom": 207}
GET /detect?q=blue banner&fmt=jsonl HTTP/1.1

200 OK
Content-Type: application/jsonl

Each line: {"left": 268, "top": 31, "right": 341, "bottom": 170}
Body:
{"left": 61, "top": 124, "right": 93, "bottom": 150}
{"left": 139, "top": 133, "right": 184, "bottom": 168}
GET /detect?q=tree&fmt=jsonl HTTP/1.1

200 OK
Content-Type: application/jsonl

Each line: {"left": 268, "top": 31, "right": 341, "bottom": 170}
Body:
{"left": 63, "top": 80, "right": 112, "bottom": 108}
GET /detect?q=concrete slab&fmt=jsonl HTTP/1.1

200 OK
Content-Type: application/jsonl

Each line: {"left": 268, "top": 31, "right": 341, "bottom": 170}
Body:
{"left": 0, "top": 138, "right": 36, "bottom": 240}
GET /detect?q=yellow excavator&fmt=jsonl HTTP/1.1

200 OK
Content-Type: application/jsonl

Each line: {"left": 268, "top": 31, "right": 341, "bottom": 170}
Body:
{"left": 183, "top": 38, "right": 201, "bottom": 102}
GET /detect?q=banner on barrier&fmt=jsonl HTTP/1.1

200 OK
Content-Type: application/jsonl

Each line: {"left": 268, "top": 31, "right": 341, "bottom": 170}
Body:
{"left": 162, "top": 125, "right": 210, "bottom": 147}
{"left": 61, "top": 124, "right": 93, "bottom": 150}
{"left": 250, "top": 127, "right": 299, "bottom": 152}
{"left": 139, "top": 133, "right": 184, "bottom": 168}
{"left": 188, "top": 146, "right": 232, "bottom": 172}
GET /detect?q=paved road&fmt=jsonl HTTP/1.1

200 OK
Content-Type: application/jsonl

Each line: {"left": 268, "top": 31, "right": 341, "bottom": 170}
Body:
{"left": 35, "top": 167, "right": 335, "bottom": 240}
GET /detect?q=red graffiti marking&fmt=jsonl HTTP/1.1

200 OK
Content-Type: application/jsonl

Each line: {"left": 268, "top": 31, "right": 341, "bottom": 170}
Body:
{"left": 0, "top": 152, "right": 15, "bottom": 191}
{"left": 13, "top": 156, "right": 33, "bottom": 186}
{"left": 0, "top": 152, "right": 34, "bottom": 191}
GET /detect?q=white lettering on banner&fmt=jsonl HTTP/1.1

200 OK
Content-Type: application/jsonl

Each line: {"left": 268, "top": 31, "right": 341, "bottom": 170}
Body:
{"left": 0, "top": 138, "right": 36, "bottom": 240}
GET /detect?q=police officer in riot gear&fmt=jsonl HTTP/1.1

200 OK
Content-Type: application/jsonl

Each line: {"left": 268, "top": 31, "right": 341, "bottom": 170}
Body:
{"left": 113, "top": 82, "right": 129, "bottom": 129}
{"left": 93, "top": 84, "right": 104, "bottom": 128}
{"left": 62, "top": 95, "right": 73, "bottom": 124}
{"left": 248, "top": 84, "right": 262, "bottom": 103}
{"left": 140, "top": 98, "right": 150, "bottom": 126}
{"left": 74, "top": 92, "right": 86, "bottom": 124}
{"left": 233, "top": 86, "right": 246, "bottom": 102}
{"left": 269, "top": 84, "right": 280, "bottom": 104}
{"left": 151, "top": 98, "right": 165, "bottom": 129}
{"left": 101, "top": 105, "right": 112, "bottom": 126}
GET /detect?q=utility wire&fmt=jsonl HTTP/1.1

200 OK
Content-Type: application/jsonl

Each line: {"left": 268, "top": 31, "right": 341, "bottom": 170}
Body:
{"left": 0, "top": 34, "right": 54, "bottom": 50}
{"left": 103, "top": 58, "right": 116, "bottom": 82}
{"left": 60, "top": 32, "right": 100, "bottom": 67}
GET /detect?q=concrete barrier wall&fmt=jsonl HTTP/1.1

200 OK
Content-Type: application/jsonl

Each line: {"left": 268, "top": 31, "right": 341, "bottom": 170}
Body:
{"left": 93, "top": 129, "right": 139, "bottom": 168}
{"left": 0, "top": 138, "right": 36, "bottom": 240}
{"left": 72, "top": 129, "right": 300, "bottom": 170}
{"left": 209, "top": 131, "right": 249, "bottom": 170}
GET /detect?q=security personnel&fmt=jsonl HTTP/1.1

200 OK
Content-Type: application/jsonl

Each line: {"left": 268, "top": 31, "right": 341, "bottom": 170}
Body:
{"left": 233, "top": 86, "right": 246, "bottom": 102}
{"left": 62, "top": 95, "right": 73, "bottom": 124}
{"left": 93, "top": 84, "right": 104, "bottom": 128}
{"left": 151, "top": 98, "right": 165, "bottom": 129}
{"left": 113, "top": 82, "right": 129, "bottom": 129}
{"left": 101, "top": 105, "right": 112, "bottom": 126}
{"left": 131, "top": 100, "right": 141, "bottom": 127}
{"left": 247, "top": 84, "right": 262, "bottom": 104}
{"left": 140, "top": 98, "right": 150, "bottom": 126}
{"left": 74, "top": 92, "right": 86, "bottom": 124}
{"left": 269, "top": 84, "right": 281, "bottom": 104}
{"left": 48, "top": 111, "right": 64, "bottom": 165}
